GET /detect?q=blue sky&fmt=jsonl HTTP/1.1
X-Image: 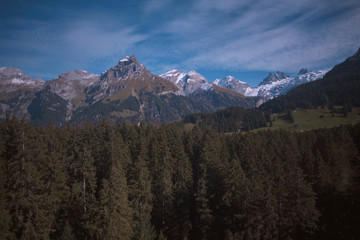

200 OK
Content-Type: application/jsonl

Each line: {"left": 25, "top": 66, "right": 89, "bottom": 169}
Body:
{"left": 1, "top": 0, "right": 359, "bottom": 87}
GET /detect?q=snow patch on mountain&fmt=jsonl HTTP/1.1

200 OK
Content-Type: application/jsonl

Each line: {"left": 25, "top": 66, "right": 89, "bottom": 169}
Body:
{"left": 119, "top": 56, "right": 131, "bottom": 62}
{"left": 201, "top": 82, "right": 214, "bottom": 91}
{"left": 11, "top": 78, "right": 27, "bottom": 85}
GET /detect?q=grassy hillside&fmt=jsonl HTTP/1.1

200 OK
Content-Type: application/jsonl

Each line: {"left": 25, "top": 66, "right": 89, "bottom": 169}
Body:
{"left": 253, "top": 107, "right": 360, "bottom": 132}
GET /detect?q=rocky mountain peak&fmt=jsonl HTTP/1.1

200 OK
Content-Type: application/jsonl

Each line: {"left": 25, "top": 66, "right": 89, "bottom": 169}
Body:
{"left": 224, "top": 75, "right": 235, "bottom": 81}
{"left": 188, "top": 70, "right": 207, "bottom": 82}
{"left": 213, "top": 75, "right": 249, "bottom": 95}
{"left": 259, "top": 71, "right": 289, "bottom": 86}
{"left": 161, "top": 69, "right": 212, "bottom": 95}
{"left": 118, "top": 55, "right": 138, "bottom": 66}
{"left": 0, "top": 67, "right": 23, "bottom": 76}
{"left": 101, "top": 55, "right": 148, "bottom": 81}
{"left": 298, "top": 68, "right": 309, "bottom": 75}
{"left": 0, "top": 67, "right": 44, "bottom": 90}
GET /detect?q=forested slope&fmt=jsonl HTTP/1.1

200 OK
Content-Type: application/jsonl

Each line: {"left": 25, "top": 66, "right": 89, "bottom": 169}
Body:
{"left": 0, "top": 118, "right": 359, "bottom": 239}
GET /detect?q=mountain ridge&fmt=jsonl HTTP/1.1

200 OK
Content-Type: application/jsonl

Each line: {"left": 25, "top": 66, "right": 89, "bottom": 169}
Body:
{"left": 0, "top": 56, "right": 255, "bottom": 126}
{"left": 2, "top": 48, "right": 358, "bottom": 126}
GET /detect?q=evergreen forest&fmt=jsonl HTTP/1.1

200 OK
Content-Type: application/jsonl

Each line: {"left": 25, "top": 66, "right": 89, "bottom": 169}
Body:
{"left": 1, "top": 117, "right": 359, "bottom": 240}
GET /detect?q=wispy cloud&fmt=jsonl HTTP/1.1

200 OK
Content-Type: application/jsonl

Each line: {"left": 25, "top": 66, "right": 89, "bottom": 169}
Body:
{"left": 62, "top": 22, "right": 147, "bottom": 59}
{"left": 156, "top": 0, "right": 360, "bottom": 73}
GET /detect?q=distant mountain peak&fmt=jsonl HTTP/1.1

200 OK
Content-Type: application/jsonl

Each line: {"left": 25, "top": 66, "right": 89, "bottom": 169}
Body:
{"left": 259, "top": 71, "right": 289, "bottom": 86}
{"left": 214, "top": 75, "right": 249, "bottom": 95}
{"left": 100, "top": 55, "right": 148, "bottom": 81}
{"left": 188, "top": 70, "right": 199, "bottom": 75}
{"left": 119, "top": 56, "right": 131, "bottom": 62}
{"left": 0, "top": 66, "right": 23, "bottom": 76}
{"left": 298, "top": 68, "right": 309, "bottom": 75}
{"left": 225, "top": 75, "right": 235, "bottom": 80}
{"left": 160, "top": 69, "right": 212, "bottom": 95}
{"left": 59, "top": 69, "right": 99, "bottom": 81}
{"left": 117, "top": 55, "right": 138, "bottom": 66}
{"left": 0, "top": 67, "right": 44, "bottom": 88}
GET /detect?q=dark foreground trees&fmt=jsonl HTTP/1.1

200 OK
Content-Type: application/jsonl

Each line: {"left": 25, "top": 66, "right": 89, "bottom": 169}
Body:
{"left": 0, "top": 117, "right": 359, "bottom": 239}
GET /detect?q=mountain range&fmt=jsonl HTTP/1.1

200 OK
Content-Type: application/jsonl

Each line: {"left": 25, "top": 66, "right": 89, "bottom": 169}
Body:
{"left": 1, "top": 51, "right": 349, "bottom": 126}
{"left": 214, "top": 68, "right": 329, "bottom": 106}
{"left": 1, "top": 56, "right": 256, "bottom": 126}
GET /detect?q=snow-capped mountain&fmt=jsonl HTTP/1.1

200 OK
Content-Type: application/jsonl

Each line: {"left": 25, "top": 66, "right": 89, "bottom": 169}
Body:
{"left": 245, "top": 69, "right": 329, "bottom": 101}
{"left": 214, "top": 68, "right": 329, "bottom": 104}
{"left": 258, "top": 71, "right": 289, "bottom": 86}
{"left": 214, "top": 76, "right": 249, "bottom": 95}
{"left": 160, "top": 69, "right": 214, "bottom": 95}
{"left": 160, "top": 69, "right": 256, "bottom": 112}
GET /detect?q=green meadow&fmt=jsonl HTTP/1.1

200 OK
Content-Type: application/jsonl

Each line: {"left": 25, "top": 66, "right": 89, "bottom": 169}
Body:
{"left": 255, "top": 107, "right": 360, "bottom": 132}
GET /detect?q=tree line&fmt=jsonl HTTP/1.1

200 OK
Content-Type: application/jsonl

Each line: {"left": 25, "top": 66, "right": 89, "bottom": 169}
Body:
{"left": 0, "top": 117, "right": 359, "bottom": 239}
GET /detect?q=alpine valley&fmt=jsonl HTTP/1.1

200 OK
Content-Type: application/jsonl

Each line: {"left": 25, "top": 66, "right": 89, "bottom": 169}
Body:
{"left": 0, "top": 55, "right": 335, "bottom": 126}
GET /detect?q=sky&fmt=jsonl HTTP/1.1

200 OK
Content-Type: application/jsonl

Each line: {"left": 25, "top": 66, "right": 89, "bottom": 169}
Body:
{"left": 0, "top": 0, "right": 359, "bottom": 87}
